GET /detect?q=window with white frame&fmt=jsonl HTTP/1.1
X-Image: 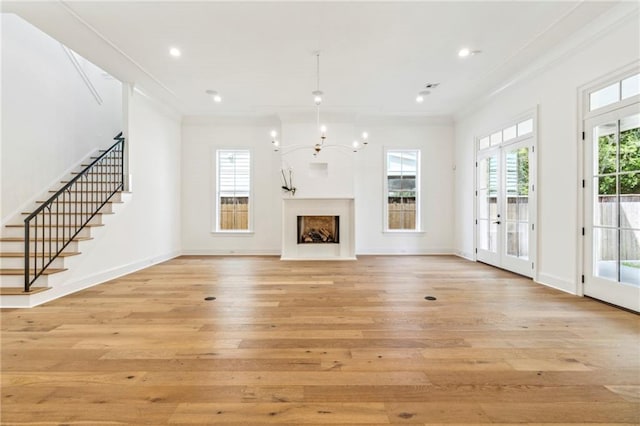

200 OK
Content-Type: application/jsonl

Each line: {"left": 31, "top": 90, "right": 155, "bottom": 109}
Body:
{"left": 216, "top": 149, "right": 250, "bottom": 231}
{"left": 589, "top": 72, "right": 640, "bottom": 111}
{"left": 385, "top": 149, "right": 420, "bottom": 231}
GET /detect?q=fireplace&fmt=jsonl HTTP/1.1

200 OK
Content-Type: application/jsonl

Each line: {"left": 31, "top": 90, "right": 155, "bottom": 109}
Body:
{"left": 297, "top": 215, "right": 339, "bottom": 244}
{"left": 282, "top": 198, "right": 354, "bottom": 260}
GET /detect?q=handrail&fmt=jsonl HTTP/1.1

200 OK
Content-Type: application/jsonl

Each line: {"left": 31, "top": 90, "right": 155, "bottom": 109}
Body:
{"left": 24, "top": 133, "right": 125, "bottom": 291}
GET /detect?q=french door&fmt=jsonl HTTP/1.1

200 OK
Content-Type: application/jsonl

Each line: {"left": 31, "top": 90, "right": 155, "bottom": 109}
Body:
{"left": 584, "top": 103, "right": 640, "bottom": 311}
{"left": 476, "top": 138, "right": 535, "bottom": 277}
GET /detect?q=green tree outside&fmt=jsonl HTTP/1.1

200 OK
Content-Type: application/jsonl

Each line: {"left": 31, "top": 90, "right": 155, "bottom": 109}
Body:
{"left": 598, "top": 127, "right": 640, "bottom": 195}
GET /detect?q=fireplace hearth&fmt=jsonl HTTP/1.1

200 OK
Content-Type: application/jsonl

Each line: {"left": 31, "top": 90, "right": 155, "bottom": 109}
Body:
{"left": 297, "top": 215, "right": 339, "bottom": 244}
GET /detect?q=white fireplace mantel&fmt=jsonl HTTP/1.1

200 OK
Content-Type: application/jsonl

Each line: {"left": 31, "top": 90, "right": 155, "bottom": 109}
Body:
{"left": 281, "top": 198, "right": 355, "bottom": 260}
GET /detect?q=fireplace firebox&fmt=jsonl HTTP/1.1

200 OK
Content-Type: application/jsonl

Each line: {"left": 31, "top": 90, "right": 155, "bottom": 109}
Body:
{"left": 297, "top": 215, "right": 339, "bottom": 244}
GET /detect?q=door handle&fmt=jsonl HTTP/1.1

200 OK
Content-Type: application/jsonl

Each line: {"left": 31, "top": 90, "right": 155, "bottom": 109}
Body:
{"left": 493, "top": 221, "right": 501, "bottom": 224}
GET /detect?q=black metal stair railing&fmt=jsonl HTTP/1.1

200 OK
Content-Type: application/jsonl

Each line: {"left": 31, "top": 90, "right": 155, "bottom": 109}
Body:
{"left": 23, "top": 133, "right": 125, "bottom": 292}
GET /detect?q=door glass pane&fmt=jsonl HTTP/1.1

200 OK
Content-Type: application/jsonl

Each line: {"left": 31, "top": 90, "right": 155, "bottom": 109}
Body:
{"left": 478, "top": 219, "right": 489, "bottom": 251}
{"left": 595, "top": 123, "right": 618, "bottom": 174}
{"left": 487, "top": 157, "right": 498, "bottom": 196}
{"left": 478, "top": 189, "right": 489, "bottom": 219}
{"left": 506, "top": 197, "right": 517, "bottom": 221}
{"left": 620, "top": 114, "right": 640, "bottom": 173}
{"left": 505, "top": 150, "right": 518, "bottom": 196}
{"left": 518, "top": 222, "right": 529, "bottom": 259}
{"left": 506, "top": 221, "right": 517, "bottom": 256}
{"left": 594, "top": 177, "right": 617, "bottom": 227}
{"left": 518, "top": 197, "right": 529, "bottom": 221}
{"left": 620, "top": 229, "right": 640, "bottom": 286}
{"left": 621, "top": 172, "right": 640, "bottom": 230}
{"left": 489, "top": 222, "right": 498, "bottom": 252}
{"left": 594, "top": 227, "right": 618, "bottom": 281}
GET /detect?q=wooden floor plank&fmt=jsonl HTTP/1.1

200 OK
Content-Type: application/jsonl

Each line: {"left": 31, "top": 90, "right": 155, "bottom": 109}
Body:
{"left": 1, "top": 255, "right": 639, "bottom": 424}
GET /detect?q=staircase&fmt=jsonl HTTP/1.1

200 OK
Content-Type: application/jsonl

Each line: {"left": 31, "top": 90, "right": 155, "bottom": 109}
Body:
{"left": 0, "top": 133, "right": 125, "bottom": 308}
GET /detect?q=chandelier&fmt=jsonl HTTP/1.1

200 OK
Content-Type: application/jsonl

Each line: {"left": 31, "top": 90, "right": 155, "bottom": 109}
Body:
{"left": 270, "top": 52, "right": 369, "bottom": 155}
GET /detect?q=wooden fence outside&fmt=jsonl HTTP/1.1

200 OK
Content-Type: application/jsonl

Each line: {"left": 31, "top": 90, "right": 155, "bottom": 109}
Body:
{"left": 388, "top": 202, "right": 416, "bottom": 230}
{"left": 220, "top": 203, "right": 249, "bottom": 230}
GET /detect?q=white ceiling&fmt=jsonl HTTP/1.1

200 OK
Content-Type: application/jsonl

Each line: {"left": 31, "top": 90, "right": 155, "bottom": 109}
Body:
{"left": 2, "top": 1, "right": 623, "bottom": 118}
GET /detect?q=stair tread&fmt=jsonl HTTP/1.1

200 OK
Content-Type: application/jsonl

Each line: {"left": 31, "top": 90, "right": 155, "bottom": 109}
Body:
{"left": 0, "top": 236, "right": 92, "bottom": 242}
{"left": 0, "top": 251, "right": 81, "bottom": 257}
{"left": 71, "top": 172, "right": 118, "bottom": 175}
{"left": 35, "top": 200, "right": 122, "bottom": 204}
{"left": 0, "top": 268, "right": 66, "bottom": 275}
{"left": 0, "top": 287, "right": 51, "bottom": 295}
{"left": 60, "top": 181, "right": 119, "bottom": 184}
{"left": 48, "top": 190, "right": 120, "bottom": 193}
{"left": 6, "top": 224, "right": 103, "bottom": 228}
{"left": 22, "top": 212, "right": 113, "bottom": 215}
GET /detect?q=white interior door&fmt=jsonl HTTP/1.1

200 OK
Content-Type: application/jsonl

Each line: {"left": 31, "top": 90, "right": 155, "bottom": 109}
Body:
{"left": 584, "top": 104, "right": 640, "bottom": 312}
{"left": 476, "top": 139, "right": 535, "bottom": 277}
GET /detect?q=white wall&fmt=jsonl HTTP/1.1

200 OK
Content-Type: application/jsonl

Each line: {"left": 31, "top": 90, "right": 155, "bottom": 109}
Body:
{"left": 181, "top": 115, "right": 455, "bottom": 255}
{"left": 454, "top": 10, "right": 640, "bottom": 293}
{"left": 1, "top": 14, "right": 122, "bottom": 222}
{"left": 280, "top": 120, "right": 357, "bottom": 199}
{"left": 355, "top": 119, "right": 455, "bottom": 254}
{"left": 181, "top": 117, "right": 283, "bottom": 254}
{"left": 60, "top": 88, "right": 182, "bottom": 286}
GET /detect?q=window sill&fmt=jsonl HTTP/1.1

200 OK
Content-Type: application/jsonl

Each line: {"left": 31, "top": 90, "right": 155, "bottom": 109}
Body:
{"left": 211, "top": 230, "right": 254, "bottom": 236}
{"left": 383, "top": 229, "right": 425, "bottom": 234}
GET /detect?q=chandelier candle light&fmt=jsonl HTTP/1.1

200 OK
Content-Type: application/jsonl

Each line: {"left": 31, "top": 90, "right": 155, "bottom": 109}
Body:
{"left": 270, "top": 52, "right": 369, "bottom": 155}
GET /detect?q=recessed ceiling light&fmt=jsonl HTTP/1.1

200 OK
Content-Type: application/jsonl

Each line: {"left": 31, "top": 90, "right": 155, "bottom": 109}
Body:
{"left": 416, "top": 90, "right": 430, "bottom": 103}
{"left": 206, "top": 89, "right": 222, "bottom": 103}
{"left": 169, "top": 47, "right": 181, "bottom": 57}
{"left": 459, "top": 48, "right": 481, "bottom": 58}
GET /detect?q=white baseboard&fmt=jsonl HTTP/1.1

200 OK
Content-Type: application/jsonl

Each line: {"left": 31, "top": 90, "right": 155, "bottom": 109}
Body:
{"left": 181, "top": 249, "right": 280, "bottom": 256}
{"left": 454, "top": 250, "right": 475, "bottom": 261}
{"left": 355, "top": 248, "right": 455, "bottom": 256}
{"left": 536, "top": 273, "right": 578, "bottom": 295}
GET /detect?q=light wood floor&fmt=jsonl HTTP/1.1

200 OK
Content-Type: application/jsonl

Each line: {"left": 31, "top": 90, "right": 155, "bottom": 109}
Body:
{"left": 1, "top": 255, "right": 639, "bottom": 425}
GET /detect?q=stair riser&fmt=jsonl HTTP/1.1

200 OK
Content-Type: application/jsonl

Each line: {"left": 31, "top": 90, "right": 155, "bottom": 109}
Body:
{"left": 17, "top": 216, "right": 104, "bottom": 226}
{"left": 1, "top": 257, "right": 65, "bottom": 269}
{"left": 26, "top": 203, "right": 117, "bottom": 215}
{"left": 0, "top": 274, "right": 49, "bottom": 288}
{"left": 56, "top": 183, "right": 123, "bottom": 191}
{"left": 2, "top": 227, "right": 92, "bottom": 239}
{"left": 0, "top": 240, "right": 81, "bottom": 252}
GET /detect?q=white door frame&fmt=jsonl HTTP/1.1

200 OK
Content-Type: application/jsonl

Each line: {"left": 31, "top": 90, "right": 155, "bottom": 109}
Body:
{"left": 474, "top": 109, "right": 538, "bottom": 279}
{"left": 577, "top": 61, "right": 640, "bottom": 307}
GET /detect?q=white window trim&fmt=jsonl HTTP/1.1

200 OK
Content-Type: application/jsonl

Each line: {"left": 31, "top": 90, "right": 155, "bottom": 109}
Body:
{"left": 212, "top": 147, "right": 254, "bottom": 234}
{"left": 582, "top": 62, "right": 640, "bottom": 120}
{"left": 383, "top": 147, "right": 422, "bottom": 233}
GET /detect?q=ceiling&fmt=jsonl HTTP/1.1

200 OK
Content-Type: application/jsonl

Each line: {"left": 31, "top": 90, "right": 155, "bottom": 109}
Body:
{"left": 1, "top": 1, "right": 624, "bottom": 118}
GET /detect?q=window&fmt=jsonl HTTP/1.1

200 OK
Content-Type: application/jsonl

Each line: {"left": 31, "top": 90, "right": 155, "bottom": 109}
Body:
{"left": 216, "top": 149, "right": 250, "bottom": 231}
{"left": 385, "top": 149, "right": 420, "bottom": 231}
{"left": 478, "top": 118, "right": 533, "bottom": 151}
{"left": 589, "top": 72, "right": 640, "bottom": 111}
